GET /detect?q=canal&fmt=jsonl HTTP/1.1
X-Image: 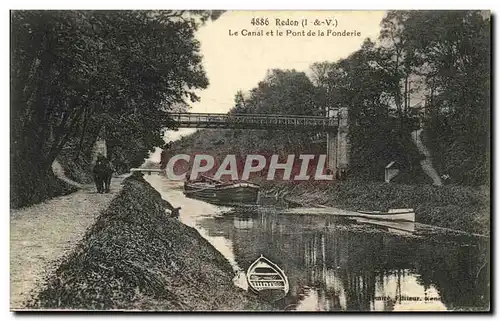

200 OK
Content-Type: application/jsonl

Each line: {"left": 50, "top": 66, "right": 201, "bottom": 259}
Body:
{"left": 145, "top": 175, "right": 489, "bottom": 311}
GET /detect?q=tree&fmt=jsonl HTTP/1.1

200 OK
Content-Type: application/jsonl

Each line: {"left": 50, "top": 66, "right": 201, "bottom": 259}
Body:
{"left": 239, "top": 69, "right": 321, "bottom": 116}
{"left": 401, "top": 11, "right": 490, "bottom": 184}
{"left": 11, "top": 10, "right": 223, "bottom": 207}
{"left": 310, "top": 61, "right": 341, "bottom": 116}
{"left": 317, "top": 11, "right": 490, "bottom": 184}
{"left": 232, "top": 90, "right": 247, "bottom": 114}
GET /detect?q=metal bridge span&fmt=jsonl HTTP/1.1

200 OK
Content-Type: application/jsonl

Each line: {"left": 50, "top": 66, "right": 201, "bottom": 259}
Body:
{"left": 169, "top": 112, "right": 339, "bottom": 131}
{"left": 169, "top": 109, "right": 350, "bottom": 174}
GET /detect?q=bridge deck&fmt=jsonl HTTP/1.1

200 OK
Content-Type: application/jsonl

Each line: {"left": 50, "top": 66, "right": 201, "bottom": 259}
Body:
{"left": 170, "top": 112, "right": 338, "bottom": 131}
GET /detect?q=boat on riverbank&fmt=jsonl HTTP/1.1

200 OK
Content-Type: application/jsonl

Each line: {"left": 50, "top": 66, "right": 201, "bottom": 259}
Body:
{"left": 183, "top": 175, "right": 260, "bottom": 204}
{"left": 354, "top": 217, "right": 416, "bottom": 234}
{"left": 283, "top": 206, "right": 415, "bottom": 222}
{"left": 355, "top": 208, "right": 415, "bottom": 222}
{"left": 246, "top": 255, "right": 289, "bottom": 300}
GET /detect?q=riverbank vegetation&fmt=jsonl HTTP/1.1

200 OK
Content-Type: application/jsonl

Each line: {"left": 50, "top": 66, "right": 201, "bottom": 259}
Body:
{"left": 260, "top": 180, "right": 489, "bottom": 236}
{"left": 11, "top": 10, "right": 223, "bottom": 208}
{"left": 29, "top": 174, "right": 269, "bottom": 310}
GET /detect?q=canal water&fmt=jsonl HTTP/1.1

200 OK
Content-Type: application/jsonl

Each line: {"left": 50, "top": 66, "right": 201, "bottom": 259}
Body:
{"left": 145, "top": 175, "right": 490, "bottom": 311}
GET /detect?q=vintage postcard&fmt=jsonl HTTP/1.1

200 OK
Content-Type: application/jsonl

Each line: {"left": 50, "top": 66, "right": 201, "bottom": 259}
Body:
{"left": 10, "top": 10, "right": 490, "bottom": 312}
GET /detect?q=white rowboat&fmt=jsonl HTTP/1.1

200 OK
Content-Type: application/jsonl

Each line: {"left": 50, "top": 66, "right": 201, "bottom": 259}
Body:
{"left": 283, "top": 206, "right": 415, "bottom": 222}
{"left": 246, "top": 255, "right": 289, "bottom": 297}
{"left": 355, "top": 208, "right": 415, "bottom": 222}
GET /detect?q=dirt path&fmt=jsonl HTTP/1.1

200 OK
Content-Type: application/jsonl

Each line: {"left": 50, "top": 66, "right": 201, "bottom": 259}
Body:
{"left": 411, "top": 129, "right": 443, "bottom": 186}
{"left": 10, "top": 176, "right": 125, "bottom": 310}
{"left": 51, "top": 159, "right": 83, "bottom": 189}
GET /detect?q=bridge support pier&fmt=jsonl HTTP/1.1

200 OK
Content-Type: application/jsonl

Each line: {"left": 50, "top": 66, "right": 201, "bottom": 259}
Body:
{"left": 326, "top": 107, "right": 349, "bottom": 178}
{"left": 326, "top": 132, "right": 337, "bottom": 173}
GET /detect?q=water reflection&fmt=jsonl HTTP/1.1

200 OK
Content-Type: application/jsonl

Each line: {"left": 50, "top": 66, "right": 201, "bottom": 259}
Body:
{"left": 233, "top": 216, "right": 254, "bottom": 230}
{"left": 200, "top": 208, "right": 488, "bottom": 311}
{"left": 146, "top": 176, "right": 489, "bottom": 311}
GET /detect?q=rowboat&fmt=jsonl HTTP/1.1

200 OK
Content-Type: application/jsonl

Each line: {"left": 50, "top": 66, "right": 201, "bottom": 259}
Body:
{"left": 355, "top": 208, "right": 415, "bottom": 222}
{"left": 354, "top": 217, "right": 416, "bottom": 233}
{"left": 246, "top": 255, "right": 289, "bottom": 299}
{"left": 184, "top": 175, "right": 260, "bottom": 203}
{"left": 283, "top": 206, "right": 415, "bottom": 223}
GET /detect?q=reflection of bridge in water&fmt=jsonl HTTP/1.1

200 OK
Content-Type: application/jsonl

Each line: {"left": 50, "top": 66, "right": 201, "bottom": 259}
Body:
{"left": 169, "top": 108, "right": 350, "bottom": 174}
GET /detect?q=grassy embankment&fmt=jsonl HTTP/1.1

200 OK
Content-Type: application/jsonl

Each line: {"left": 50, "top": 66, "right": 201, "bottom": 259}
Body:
{"left": 28, "top": 174, "right": 271, "bottom": 311}
{"left": 260, "top": 179, "right": 490, "bottom": 236}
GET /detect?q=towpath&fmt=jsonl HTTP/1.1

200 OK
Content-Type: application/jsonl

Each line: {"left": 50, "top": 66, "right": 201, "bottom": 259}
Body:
{"left": 411, "top": 128, "right": 443, "bottom": 186}
{"left": 10, "top": 164, "right": 126, "bottom": 310}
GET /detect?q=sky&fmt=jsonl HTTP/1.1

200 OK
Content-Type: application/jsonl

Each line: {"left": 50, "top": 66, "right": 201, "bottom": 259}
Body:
{"left": 155, "top": 10, "right": 388, "bottom": 160}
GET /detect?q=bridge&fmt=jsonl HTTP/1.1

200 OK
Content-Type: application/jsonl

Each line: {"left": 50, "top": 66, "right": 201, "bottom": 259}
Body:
{"left": 169, "top": 112, "right": 338, "bottom": 131}
{"left": 169, "top": 108, "right": 350, "bottom": 176}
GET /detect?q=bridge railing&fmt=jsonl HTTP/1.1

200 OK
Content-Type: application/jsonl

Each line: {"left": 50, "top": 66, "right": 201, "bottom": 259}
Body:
{"left": 169, "top": 112, "right": 339, "bottom": 131}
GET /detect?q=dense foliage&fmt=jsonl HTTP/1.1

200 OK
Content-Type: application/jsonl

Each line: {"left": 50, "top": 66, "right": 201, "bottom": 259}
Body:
{"left": 402, "top": 11, "right": 490, "bottom": 185}
{"left": 11, "top": 10, "right": 222, "bottom": 207}
{"left": 307, "top": 11, "right": 490, "bottom": 184}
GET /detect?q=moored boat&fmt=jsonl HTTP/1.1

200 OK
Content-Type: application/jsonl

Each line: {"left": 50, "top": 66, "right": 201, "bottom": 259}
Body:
{"left": 184, "top": 175, "right": 260, "bottom": 204}
{"left": 184, "top": 180, "right": 217, "bottom": 199}
{"left": 216, "top": 181, "right": 260, "bottom": 202}
{"left": 246, "top": 255, "right": 289, "bottom": 299}
{"left": 354, "top": 217, "right": 416, "bottom": 233}
{"left": 355, "top": 208, "right": 415, "bottom": 222}
{"left": 283, "top": 206, "right": 415, "bottom": 223}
